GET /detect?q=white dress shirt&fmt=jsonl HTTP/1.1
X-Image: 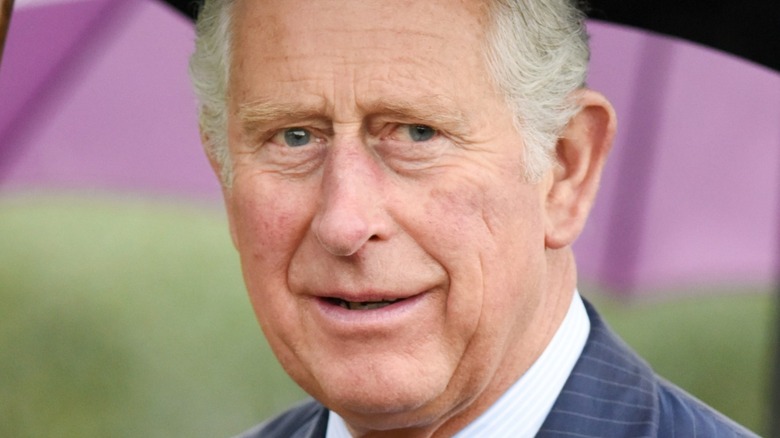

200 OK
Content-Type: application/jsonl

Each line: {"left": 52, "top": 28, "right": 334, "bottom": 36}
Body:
{"left": 326, "top": 291, "right": 591, "bottom": 438}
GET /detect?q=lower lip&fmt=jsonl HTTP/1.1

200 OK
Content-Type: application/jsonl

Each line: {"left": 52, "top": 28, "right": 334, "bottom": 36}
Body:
{"left": 312, "top": 292, "right": 430, "bottom": 330}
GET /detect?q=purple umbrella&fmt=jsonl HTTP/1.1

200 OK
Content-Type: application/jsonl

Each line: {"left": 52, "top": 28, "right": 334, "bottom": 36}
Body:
{"left": 576, "top": 21, "right": 780, "bottom": 296}
{"left": 0, "top": 0, "right": 218, "bottom": 200}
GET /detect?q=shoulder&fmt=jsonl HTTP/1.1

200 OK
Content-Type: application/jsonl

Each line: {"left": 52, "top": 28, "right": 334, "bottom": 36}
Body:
{"left": 655, "top": 378, "right": 758, "bottom": 437}
{"left": 538, "top": 300, "right": 758, "bottom": 437}
{"left": 234, "top": 399, "right": 329, "bottom": 438}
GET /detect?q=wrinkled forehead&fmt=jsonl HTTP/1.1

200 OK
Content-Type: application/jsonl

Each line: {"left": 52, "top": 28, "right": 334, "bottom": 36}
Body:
{"left": 226, "top": 0, "right": 495, "bottom": 110}
{"left": 227, "top": 0, "right": 491, "bottom": 73}
{"left": 229, "top": 0, "right": 491, "bottom": 42}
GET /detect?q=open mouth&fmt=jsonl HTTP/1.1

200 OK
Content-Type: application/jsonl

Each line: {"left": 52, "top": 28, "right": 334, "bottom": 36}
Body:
{"left": 325, "top": 297, "right": 402, "bottom": 311}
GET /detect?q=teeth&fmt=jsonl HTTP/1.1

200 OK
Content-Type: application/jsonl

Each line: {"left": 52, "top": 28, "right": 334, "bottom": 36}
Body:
{"left": 336, "top": 299, "right": 400, "bottom": 310}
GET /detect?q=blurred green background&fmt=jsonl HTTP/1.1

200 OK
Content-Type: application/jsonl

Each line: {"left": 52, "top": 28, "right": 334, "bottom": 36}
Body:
{"left": 1, "top": 193, "right": 775, "bottom": 436}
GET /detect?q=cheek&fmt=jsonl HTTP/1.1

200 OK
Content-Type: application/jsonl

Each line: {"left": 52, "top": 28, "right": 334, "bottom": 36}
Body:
{"left": 412, "top": 181, "right": 501, "bottom": 344}
{"left": 226, "top": 179, "right": 316, "bottom": 336}
{"left": 229, "top": 179, "right": 311, "bottom": 271}
{"left": 419, "top": 173, "right": 542, "bottom": 267}
{"left": 415, "top": 173, "right": 547, "bottom": 339}
{"left": 227, "top": 180, "right": 320, "bottom": 376}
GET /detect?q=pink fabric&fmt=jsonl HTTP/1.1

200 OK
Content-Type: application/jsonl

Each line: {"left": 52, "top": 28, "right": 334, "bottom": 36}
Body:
{"left": 1, "top": 0, "right": 219, "bottom": 200}
{"left": 577, "top": 21, "right": 780, "bottom": 294}
{"left": 1, "top": 0, "right": 111, "bottom": 159}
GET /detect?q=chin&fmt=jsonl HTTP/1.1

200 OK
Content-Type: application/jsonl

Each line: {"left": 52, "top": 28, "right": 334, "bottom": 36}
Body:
{"left": 333, "top": 394, "right": 448, "bottom": 434}
{"left": 306, "top": 360, "right": 455, "bottom": 427}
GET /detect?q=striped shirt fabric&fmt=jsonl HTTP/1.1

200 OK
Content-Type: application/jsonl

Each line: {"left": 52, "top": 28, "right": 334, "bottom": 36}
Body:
{"left": 326, "top": 291, "right": 590, "bottom": 438}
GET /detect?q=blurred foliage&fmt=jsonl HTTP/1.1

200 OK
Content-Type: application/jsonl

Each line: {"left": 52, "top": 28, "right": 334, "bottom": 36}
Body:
{"left": 0, "top": 193, "right": 306, "bottom": 437}
{"left": 0, "top": 193, "right": 773, "bottom": 436}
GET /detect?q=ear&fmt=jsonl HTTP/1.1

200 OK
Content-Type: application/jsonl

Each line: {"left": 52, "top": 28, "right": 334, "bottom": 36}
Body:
{"left": 201, "top": 128, "right": 240, "bottom": 250}
{"left": 545, "top": 90, "right": 616, "bottom": 249}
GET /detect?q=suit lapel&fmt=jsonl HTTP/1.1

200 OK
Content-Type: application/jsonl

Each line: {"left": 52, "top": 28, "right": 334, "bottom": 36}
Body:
{"left": 537, "top": 301, "right": 660, "bottom": 437}
{"left": 297, "top": 405, "right": 328, "bottom": 438}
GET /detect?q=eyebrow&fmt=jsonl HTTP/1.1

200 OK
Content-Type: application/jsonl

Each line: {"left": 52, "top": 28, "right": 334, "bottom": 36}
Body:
{"left": 239, "top": 99, "right": 327, "bottom": 128}
{"left": 238, "top": 95, "right": 471, "bottom": 136}
{"left": 361, "top": 95, "right": 470, "bottom": 130}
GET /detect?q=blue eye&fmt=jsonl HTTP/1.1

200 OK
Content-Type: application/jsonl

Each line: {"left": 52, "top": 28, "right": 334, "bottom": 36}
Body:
{"left": 283, "top": 128, "right": 311, "bottom": 147}
{"left": 408, "top": 125, "right": 436, "bottom": 142}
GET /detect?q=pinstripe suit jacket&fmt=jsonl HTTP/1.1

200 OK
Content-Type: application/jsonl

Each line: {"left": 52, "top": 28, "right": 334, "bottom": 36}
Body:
{"left": 237, "top": 301, "right": 757, "bottom": 437}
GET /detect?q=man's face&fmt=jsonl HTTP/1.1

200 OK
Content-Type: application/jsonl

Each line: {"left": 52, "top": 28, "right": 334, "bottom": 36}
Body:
{"left": 223, "top": 0, "right": 565, "bottom": 432}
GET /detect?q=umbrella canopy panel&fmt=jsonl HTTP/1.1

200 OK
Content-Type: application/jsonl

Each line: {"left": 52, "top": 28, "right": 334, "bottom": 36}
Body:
{"left": 0, "top": 0, "right": 218, "bottom": 200}
{"left": 575, "top": 21, "right": 780, "bottom": 295}
{"left": 1, "top": 0, "right": 108, "bottom": 150}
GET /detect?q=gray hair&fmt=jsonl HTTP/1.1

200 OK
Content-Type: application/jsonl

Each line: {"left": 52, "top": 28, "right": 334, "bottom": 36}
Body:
{"left": 189, "top": 0, "right": 589, "bottom": 185}
{"left": 189, "top": 0, "right": 235, "bottom": 185}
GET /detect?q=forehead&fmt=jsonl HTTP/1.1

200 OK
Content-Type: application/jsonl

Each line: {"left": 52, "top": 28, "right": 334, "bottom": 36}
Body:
{"left": 228, "top": 0, "right": 494, "bottom": 111}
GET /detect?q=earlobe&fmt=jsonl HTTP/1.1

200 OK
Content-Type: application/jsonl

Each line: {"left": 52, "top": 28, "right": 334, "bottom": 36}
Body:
{"left": 545, "top": 90, "right": 617, "bottom": 249}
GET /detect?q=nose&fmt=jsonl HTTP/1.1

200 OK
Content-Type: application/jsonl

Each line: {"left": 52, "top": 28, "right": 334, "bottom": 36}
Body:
{"left": 312, "top": 140, "right": 392, "bottom": 257}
